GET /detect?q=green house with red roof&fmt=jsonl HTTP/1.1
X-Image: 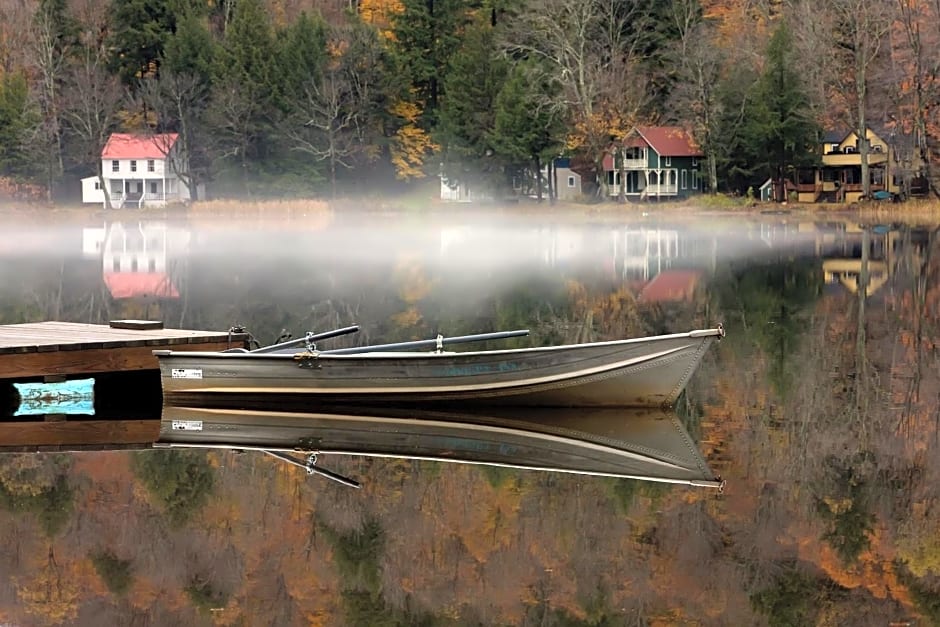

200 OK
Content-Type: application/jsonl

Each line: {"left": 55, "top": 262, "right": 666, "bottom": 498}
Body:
{"left": 602, "top": 126, "right": 704, "bottom": 200}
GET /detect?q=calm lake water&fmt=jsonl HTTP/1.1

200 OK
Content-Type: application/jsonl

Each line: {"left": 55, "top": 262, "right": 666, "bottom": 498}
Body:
{"left": 0, "top": 207, "right": 937, "bottom": 626}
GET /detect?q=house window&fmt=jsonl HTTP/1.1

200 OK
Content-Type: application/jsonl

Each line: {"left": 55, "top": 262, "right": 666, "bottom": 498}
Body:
{"left": 149, "top": 182, "right": 158, "bottom": 194}
{"left": 94, "top": 181, "right": 100, "bottom": 190}
{"left": 112, "top": 160, "right": 119, "bottom": 172}
{"left": 822, "top": 169, "right": 836, "bottom": 182}
{"left": 147, "top": 159, "right": 155, "bottom": 172}
{"left": 692, "top": 170, "right": 699, "bottom": 190}
{"left": 567, "top": 176, "right": 575, "bottom": 188}
{"left": 130, "top": 160, "right": 137, "bottom": 172}
{"left": 692, "top": 158, "right": 698, "bottom": 167}
{"left": 664, "top": 156, "right": 672, "bottom": 167}
{"left": 681, "top": 170, "right": 688, "bottom": 189}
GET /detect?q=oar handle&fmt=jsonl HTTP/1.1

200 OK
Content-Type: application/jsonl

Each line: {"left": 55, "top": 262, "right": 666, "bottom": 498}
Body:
{"left": 251, "top": 325, "right": 360, "bottom": 353}
{"left": 321, "top": 329, "right": 530, "bottom": 355}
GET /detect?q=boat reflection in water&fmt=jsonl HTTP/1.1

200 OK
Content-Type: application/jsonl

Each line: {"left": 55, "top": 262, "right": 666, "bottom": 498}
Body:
{"left": 157, "top": 403, "right": 723, "bottom": 490}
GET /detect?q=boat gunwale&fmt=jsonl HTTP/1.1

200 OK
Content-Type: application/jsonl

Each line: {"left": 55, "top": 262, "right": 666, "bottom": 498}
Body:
{"left": 152, "top": 327, "right": 725, "bottom": 360}
{"left": 158, "top": 441, "right": 724, "bottom": 488}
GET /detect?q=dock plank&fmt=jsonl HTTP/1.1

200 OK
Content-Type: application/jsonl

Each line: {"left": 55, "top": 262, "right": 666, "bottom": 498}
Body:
{"left": 0, "top": 322, "right": 248, "bottom": 379}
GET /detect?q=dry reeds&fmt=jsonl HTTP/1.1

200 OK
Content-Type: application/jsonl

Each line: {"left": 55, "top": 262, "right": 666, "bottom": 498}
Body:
{"left": 189, "top": 198, "right": 332, "bottom": 215}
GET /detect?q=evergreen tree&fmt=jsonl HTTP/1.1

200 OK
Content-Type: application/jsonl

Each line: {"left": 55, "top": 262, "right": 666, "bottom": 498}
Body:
{"left": 436, "top": 18, "right": 508, "bottom": 191}
{"left": 162, "top": 10, "right": 215, "bottom": 85}
{"left": 739, "top": 22, "right": 818, "bottom": 198}
{"left": 0, "top": 71, "right": 39, "bottom": 180}
{"left": 107, "top": 0, "right": 179, "bottom": 86}
{"left": 391, "top": 0, "right": 472, "bottom": 127}
{"left": 274, "top": 12, "right": 329, "bottom": 113}
{"left": 490, "top": 61, "right": 565, "bottom": 199}
{"left": 209, "top": 0, "right": 278, "bottom": 191}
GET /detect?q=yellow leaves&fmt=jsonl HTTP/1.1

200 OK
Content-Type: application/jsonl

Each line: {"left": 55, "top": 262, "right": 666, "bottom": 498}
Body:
{"left": 896, "top": 501, "right": 940, "bottom": 577}
{"left": 359, "top": 0, "right": 404, "bottom": 38}
{"left": 15, "top": 547, "right": 80, "bottom": 625}
{"left": 820, "top": 496, "right": 854, "bottom": 515}
{"left": 395, "top": 256, "right": 432, "bottom": 304}
{"left": 390, "top": 99, "right": 437, "bottom": 180}
{"left": 0, "top": 455, "right": 60, "bottom": 497}
{"left": 392, "top": 307, "right": 422, "bottom": 327}
{"left": 392, "top": 125, "right": 434, "bottom": 180}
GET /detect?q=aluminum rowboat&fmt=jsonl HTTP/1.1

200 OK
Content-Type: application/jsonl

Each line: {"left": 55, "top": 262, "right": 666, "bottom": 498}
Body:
{"left": 153, "top": 326, "right": 724, "bottom": 408}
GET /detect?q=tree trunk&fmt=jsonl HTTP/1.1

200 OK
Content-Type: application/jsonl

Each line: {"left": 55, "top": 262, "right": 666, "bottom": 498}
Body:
{"left": 858, "top": 78, "right": 870, "bottom": 199}
{"left": 708, "top": 151, "right": 718, "bottom": 194}
{"left": 618, "top": 147, "right": 625, "bottom": 204}
{"left": 534, "top": 154, "right": 543, "bottom": 202}
{"left": 547, "top": 159, "right": 555, "bottom": 204}
{"left": 98, "top": 173, "right": 112, "bottom": 210}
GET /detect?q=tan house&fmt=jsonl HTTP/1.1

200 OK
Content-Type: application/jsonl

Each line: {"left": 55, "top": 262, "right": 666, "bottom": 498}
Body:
{"left": 793, "top": 127, "right": 926, "bottom": 203}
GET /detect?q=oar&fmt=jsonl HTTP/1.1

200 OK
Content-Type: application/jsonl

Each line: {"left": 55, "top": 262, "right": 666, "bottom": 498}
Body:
{"left": 262, "top": 450, "right": 361, "bottom": 488}
{"left": 320, "top": 329, "right": 529, "bottom": 355}
{"left": 250, "top": 325, "right": 360, "bottom": 353}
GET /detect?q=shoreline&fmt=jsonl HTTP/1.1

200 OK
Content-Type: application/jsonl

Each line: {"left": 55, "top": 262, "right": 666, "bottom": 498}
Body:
{"left": 0, "top": 196, "right": 938, "bottom": 225}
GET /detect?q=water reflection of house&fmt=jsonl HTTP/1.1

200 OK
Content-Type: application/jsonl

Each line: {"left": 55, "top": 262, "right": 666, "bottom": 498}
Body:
{"left": 637, "top": 270, "right": 702, "bottom": 303}
{"left": 614, "top": 229, "right": 681, "bottom": 281}
{"left": 82, "top": 222, "right": 188, "bottom": 299}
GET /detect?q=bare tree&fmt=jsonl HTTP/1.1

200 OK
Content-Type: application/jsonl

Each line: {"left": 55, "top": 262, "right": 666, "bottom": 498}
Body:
{"left": 831, "top": 0, "right": 895, "bottom": 199}
{"left": 205, "top": 80, "right": 256, "bottom": 193}
{"left": 278, "top": 24, "right": 389, "bottom": 198}
{"left": 61, "top": 31, "right": 123, "bottom": 209}
{"left": 136, "top": 72, "right": 210, "bottom": 201}
{"left": 283, "top": 66, "right": 362, "bottom": 199}
{"left": 501, "top": 0, "right": 653, "bottom": 196}
{"left": 24, "top": 1, "right": 73, "bottom": 202}
{"left": 892, "top": 0, "right": 940, "bottom": 197}
{"left": 668, "top": 1, "right": 724, "bottom": 194}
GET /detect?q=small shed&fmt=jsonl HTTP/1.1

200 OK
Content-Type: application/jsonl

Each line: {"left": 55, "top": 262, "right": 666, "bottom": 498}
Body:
{"left": 552, "top": 158, "right": 582, "bottom": 201}
{"left": 759, "top": 178, "right": 773, "bottom": 202}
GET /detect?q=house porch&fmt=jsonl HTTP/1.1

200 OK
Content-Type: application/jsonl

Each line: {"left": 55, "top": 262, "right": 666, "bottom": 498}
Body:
{"left": 607, "top": 169, "right": 683, "bottom": 199}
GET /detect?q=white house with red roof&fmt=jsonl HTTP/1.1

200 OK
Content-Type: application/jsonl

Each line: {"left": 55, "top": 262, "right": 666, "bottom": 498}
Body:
{"left": 81, "top": 133, "right": 192, "bottom": 208}
{"left": 602, "top": 126, "right": 704, "bottom": 200}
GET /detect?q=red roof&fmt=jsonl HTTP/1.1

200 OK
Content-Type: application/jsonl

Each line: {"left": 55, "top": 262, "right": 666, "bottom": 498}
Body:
{"left": 102, "top": 133, "right": 178, "bottom": 159}
{"left": 104, "top": 272, "right": 179, "bottom": 299}
{"left": 635, "top": 127, "right": 702, "bottom": 158}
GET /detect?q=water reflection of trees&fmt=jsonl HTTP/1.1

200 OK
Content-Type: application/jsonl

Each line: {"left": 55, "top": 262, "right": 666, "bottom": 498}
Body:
{"left": 3, "top": 221, "right": 940, "bottom": 623}
{"left": 736, "top": 225, "right": 940, "bottom": 624}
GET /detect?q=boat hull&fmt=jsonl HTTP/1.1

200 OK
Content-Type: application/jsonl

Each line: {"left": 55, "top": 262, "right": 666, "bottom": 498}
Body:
{"left": 154, "top": 327, "right": 723, "bottom": 408}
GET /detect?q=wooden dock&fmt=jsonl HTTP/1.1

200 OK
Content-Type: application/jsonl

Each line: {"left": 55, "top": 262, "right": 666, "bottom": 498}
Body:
{"left": 0, "top": 321, "right": 248, "bottom": 380}
{"left": 0, "top": 419, "right": 160, "bottom": 453}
